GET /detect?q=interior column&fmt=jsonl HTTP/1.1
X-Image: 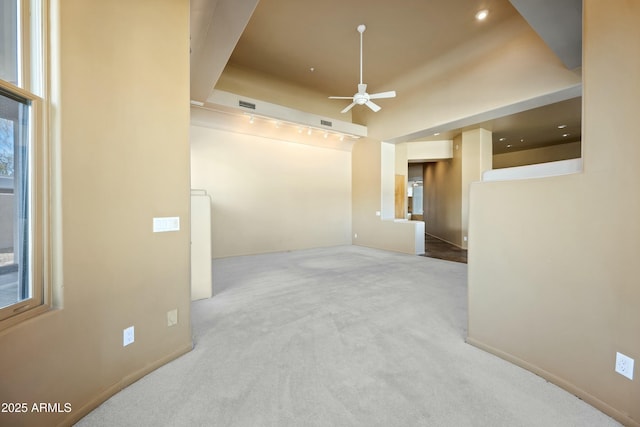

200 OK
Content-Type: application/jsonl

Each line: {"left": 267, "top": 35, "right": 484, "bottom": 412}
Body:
{"left": 461, "top": 128, "right": 493, "bottom": 248}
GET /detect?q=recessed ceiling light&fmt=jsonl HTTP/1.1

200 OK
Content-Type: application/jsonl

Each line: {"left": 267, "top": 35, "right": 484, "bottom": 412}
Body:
{"left": 499, "top": 137, "right": 507, "bottom": 142}
{"left": 475, "top": 9, "right": 489, "bottom": 21}
{"left": 434, "top": 132, "right": 440, "bottom": 136}
{"left": 506, "top": 144, "right": 512, "bottom": 148}
{"left": 563, "top": 133, "right": 570, "bottom": 137}
{"left": 558, "top": 124, "right": 567, "bottom": 129}
{"left": 520, "top": 138, "right": 524, "bottom": 142}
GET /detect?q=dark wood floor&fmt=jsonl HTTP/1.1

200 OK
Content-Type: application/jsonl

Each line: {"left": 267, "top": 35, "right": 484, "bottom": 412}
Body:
{"left": 422, "top": 234, "right": 468, "bottom": 264}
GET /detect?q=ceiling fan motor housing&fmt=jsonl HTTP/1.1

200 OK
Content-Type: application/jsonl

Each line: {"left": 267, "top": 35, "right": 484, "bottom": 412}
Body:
{"left": 354, "top": 93, "right": 369, "bottom": 105}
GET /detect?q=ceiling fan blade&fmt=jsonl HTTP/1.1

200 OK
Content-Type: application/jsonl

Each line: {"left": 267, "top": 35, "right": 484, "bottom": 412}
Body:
{"left": 329, "top": 96, "right": 354, "bottom": 100}
{"left": 365, "top": 100, "right": 381, "bottom": 112}
{"left": 357, "top": 84, "right": 367, "bottom": 94}
{"left": 369, "top": 90, "right": 396, "bottom": 99}
{"left": 341, "top": 102, "right": 357, "bottom": 114}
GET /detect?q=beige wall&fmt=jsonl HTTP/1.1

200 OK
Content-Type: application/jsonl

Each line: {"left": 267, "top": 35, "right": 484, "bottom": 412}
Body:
{"left": 423, "top": 134, "right": 462, "bottom": 246}
{"left": 406, "top": 140, "right": 453, "bottom": 162}
{"left": 352, "top": 138, "right": 421, "bottom": 254}
{"left": 0, "top": 1, "right": 192, "bottom": 425}
{"left": 418, "top": 129, "right": 491, "bottom": 250}
{"left": 213, "top": 66, "right": 424, "bottom": 256}
{"left": 468, "top": 2, "right": 640, "bottom": 426}
{"left": 190, "top": 120, "right": 352, "bottom": 258}
{"left": 493, "top": 141, "right": 582, "bottom": 169}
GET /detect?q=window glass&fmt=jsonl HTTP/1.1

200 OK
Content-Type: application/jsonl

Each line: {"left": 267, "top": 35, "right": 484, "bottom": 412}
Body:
{"left": 0, "top": 0, "right": 44, "bottom": 325}
{"left": 0, "top": 0, "right": 20, "bottom": 86}
{"left": 0, "top": 88, "right": 32, "bottom": 314}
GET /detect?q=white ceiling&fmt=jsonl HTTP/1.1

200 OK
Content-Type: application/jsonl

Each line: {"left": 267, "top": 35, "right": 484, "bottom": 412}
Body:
{"left": 192, "top": 0, "right": 583, "bottom": 151}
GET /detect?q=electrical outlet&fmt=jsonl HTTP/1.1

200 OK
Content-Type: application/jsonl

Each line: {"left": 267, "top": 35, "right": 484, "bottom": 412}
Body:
{"left": 615, "top": 352, "right": 634, "bottom": 380}
{"left": 167, "top": 309, "right": 178, "bottom": 327}
{"left": 123, "top": 326, "right": 135, "bottom": 347}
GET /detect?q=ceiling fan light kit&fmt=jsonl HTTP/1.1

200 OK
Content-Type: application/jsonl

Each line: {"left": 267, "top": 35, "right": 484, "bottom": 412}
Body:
{"left": 329, "top": 24, "right": 397, "bottom": 113}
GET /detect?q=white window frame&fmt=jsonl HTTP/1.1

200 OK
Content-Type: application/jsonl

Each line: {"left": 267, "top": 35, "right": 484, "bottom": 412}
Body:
{"left": 0, "top": 0, "right": 49, "bottom": 328}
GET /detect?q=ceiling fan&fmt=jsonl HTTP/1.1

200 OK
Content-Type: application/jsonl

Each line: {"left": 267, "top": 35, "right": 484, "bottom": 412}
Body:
{"left": 329, "top": 24, "right": 396, "bottom": 114}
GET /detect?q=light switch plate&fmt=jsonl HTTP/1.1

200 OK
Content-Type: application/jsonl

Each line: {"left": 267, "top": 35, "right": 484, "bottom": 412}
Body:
{"left": 153, "top": 217, "right": 180, "bottom": 233}
{"left": 167, "top": 309, "right": 178, "bottom": 327}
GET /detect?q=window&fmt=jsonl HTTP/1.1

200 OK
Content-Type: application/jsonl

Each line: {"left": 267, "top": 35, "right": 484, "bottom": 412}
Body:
{"left": 0, "top": 0, "right": 19, "bottom": 85}
{"left": 0, "top": 0, "right": 47, "bottom": 325}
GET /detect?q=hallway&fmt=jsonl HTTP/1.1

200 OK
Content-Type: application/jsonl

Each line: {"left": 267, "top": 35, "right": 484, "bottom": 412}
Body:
{"left": 422, "top": 233, "right": 468, "bottom": 263}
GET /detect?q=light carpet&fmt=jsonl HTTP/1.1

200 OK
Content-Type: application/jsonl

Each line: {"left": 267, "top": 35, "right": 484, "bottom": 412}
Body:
{"left": 77, "top": 245, "right": 620, "bottom": 427}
